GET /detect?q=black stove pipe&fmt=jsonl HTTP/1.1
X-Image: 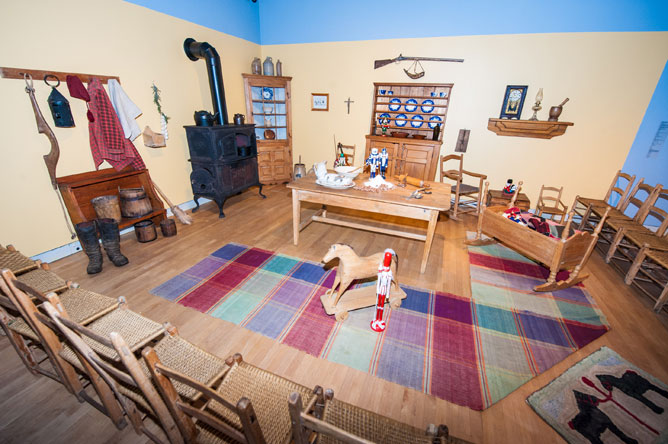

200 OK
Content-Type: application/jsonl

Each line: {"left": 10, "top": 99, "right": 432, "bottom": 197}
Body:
{"left": 184, "top": 38, "right": 229, "bottom": 125}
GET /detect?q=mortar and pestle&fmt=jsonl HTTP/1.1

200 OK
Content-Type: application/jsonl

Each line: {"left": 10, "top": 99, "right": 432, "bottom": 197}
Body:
{"left": 548, "top": 98, "right": 569, "bottom": 121}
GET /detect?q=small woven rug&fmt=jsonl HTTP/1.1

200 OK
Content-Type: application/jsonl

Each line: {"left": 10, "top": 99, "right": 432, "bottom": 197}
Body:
{"left": 151, "top": 242, "right": 608, "bottom": 410}
{"left": 527, "top": 347, "right": 668, "bottom": 443}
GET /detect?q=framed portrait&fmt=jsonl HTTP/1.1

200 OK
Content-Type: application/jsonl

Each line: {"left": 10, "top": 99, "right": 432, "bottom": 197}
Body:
{"left": 311, "top": 93, "right": 329, "bottom": 111}
{"left": 499, "top": 85, "right": 528, "bottom": 120}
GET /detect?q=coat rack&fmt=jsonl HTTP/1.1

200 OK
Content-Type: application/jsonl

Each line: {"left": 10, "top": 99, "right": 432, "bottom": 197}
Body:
{"left": 0, "top": 66, "right": 119, "bottom": 84}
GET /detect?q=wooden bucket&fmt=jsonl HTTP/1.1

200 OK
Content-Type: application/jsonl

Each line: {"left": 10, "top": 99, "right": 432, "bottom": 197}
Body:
{"left": 134, "top": 220, "right": 157, "bottom": 243}
{"left": 119, "top": 187, "right": 152, "bottom": 219}
{"left": 160, "top": 218, "right": 177, "bottom": 237}
{"left": 91, "top": 195, "right": 121, "bottom": 223}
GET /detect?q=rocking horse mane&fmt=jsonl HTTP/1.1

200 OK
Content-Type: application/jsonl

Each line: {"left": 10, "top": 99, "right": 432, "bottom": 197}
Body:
{"left": 333, "top": 243, "right": 354, "bottom": 250}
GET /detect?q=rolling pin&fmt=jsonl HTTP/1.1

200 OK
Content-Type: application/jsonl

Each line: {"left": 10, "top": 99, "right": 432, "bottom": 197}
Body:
{"left": 395, "top": 174, "right": 426, "bottom": 188}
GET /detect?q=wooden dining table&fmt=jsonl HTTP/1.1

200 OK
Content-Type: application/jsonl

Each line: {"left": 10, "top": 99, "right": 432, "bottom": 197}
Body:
{"left": 287, "top": 174, "right": 451, "bottom": 273}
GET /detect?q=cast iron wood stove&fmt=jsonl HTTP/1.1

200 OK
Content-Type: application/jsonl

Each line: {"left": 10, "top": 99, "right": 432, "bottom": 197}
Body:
{"left": 185, "top": 124, "right": 264, "bottom": 218}
{"left": 183, "top": 38, "right": 265, "bottom": 218}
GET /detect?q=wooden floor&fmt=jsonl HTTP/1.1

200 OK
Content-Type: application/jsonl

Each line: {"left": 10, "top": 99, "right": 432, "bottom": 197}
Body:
{"left": 2, "top": 184, "right": 667, "bottom": 444}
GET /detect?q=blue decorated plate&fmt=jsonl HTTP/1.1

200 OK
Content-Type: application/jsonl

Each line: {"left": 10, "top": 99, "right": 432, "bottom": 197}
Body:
{"left": 395, "top": 114, "right": 408, "bottom": 127}
{"left": 262, "top": 87, "right": 273, "bottom": 100}
{"left": 389, "top": 98, "right": 401, "bottom": 112}
{"left": 410, "top": 115, "right": 424, "bottom": 128}
{"left": 421, "top": 99, "right": 435, "bottom": 113}
{"left": 428, "top": 115, "right": 442, "bottom": 129}
{"left": 405, "top": 98, "right": 418, "bottom": 112}
{"left": 377, "top": 112, "right": 391, "bottom": 125}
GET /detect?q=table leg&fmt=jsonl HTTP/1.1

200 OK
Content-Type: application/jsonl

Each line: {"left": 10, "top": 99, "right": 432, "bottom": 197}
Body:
{"left": 292, "top": 190, "right": 301, "bottom": 246}
{"left": 420, "top": 211, "right": 439, "bottom": 273}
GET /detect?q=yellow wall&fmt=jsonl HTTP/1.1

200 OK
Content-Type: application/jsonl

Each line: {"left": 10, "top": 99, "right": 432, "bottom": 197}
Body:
{"left": 263, "top": 32, "right": 668, "bottom": 207}
{"left": 0, "top": 0, "right": 259, "bottom": 256}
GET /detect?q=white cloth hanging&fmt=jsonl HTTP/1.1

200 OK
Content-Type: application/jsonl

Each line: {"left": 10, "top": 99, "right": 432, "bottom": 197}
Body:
{"left": 108, "top": 79, "right": 142, "bottom": 141}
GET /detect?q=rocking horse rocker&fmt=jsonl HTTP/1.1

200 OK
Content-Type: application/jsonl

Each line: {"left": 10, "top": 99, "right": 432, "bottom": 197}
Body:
{"left": 321, "top": 244, "right": 407, "bottom": 322}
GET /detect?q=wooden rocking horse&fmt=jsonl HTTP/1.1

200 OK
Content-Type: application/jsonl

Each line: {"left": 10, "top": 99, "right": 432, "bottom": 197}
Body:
{"left": 321, "top": 244, "right": 407, "bottom": 321}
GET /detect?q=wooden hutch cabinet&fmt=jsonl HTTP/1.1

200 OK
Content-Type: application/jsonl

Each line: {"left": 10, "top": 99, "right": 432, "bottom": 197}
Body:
{"left": 365, "top": 82, "right": 452, "bottom": 181}
{"left": 242, "top": 74, "right": 293, "bottom": 184}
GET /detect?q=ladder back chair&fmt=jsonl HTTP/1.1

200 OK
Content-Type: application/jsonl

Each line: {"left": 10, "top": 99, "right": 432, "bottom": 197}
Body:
{"left": 288, "top": 388, "right": 472, "bottom": 444}
{"left": 144, "top": 350, "right": 316, "bottom": 444}
{"left": 336, "top": 142, "right": 356, "bottom": 166}
{"left": 535, "top": 185, "right": 568, "bottom": 223}
{"left": 624, "top": 242, "right": 668, "bottom": 312}
{"left": 440, "top": 154, "right": 487, "bottom": 220}
{"left": 0, "top": 244, "right": 69, "bottom": 294}
{"left": 42, "top": 299, "right": 183, "bottom": 444}
{"left": 605, "top": 187, "right": 668, "bottom": 264}
{"left": 574, "top": 170, "right": 636, "bottom": 229}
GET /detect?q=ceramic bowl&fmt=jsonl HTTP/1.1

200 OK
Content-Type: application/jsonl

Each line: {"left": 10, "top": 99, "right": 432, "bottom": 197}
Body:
{"left": 391, "top": 131, "right": 409, "bottom": 138}
{"left": 411, "top": 134, "right": 427, "bottom": 139}
{"left": 334, "top": 166, "right": 362, "bottom": 179}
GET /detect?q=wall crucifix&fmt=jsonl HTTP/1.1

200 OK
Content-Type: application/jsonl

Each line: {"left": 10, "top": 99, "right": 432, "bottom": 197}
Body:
{"left": 344, "top": 97, "right": 354, "bottom": 114}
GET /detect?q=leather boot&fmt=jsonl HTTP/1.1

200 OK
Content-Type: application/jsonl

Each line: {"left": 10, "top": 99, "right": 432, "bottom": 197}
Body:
{"left": 97, "top": 219, "right": 129, "bottom": 267}
{"left": 75, "top": 221, "right": 103, "bottom": 274}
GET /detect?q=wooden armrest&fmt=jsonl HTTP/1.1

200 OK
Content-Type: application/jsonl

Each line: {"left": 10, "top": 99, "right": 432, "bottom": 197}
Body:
{"left": 461, "top": 170, "right": 487, "bottom": 179}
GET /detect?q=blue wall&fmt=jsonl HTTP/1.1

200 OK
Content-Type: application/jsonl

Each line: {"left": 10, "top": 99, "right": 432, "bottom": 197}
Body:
{"left": 621, "top": 60, "right": 668, "bottom": 224}
{"left": 126, "top": 0, "right": 667, "bottom": 46}
{"left": 125, "top": 0, "right": 261, "bottom": 44}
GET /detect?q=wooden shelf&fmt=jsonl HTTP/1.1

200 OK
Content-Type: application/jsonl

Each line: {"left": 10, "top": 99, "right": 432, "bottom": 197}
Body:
{"left": 487, "top": 118, "right": 574, "bottom": 139}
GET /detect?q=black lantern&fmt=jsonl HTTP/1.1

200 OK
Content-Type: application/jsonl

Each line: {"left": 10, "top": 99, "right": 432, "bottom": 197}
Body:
{"left": 45, "top": 75, "right": 74, "bottom": 128}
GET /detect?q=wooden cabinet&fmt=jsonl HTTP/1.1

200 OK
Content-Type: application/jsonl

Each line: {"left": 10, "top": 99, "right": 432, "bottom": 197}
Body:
{"left": 364, "top": 82, "right": 452, "bottom": 181}
{"left": 365, "top": 136, "right": 441, "bottom": 181}
{"left": 242, "top": 74, "right": 293, "bottom": 184}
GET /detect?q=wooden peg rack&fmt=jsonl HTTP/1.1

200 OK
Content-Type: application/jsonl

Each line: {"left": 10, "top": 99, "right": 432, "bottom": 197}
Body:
{"left": 0, "top": 66, "right": 120, "bottom": 84}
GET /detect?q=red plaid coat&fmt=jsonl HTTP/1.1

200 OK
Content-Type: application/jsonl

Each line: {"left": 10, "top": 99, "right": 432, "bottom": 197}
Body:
{"left": 88, "top": 78, "right": 145, "bottom": 171}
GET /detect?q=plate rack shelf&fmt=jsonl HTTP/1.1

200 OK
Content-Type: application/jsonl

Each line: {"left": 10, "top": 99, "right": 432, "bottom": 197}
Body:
{"left": 369, "top": 82, "right": 453, "bottom": 141}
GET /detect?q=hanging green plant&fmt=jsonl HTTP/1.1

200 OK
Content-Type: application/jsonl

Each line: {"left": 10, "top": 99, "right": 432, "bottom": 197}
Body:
{"left": 151, "top": 82, "right": 170, "bottom": 140}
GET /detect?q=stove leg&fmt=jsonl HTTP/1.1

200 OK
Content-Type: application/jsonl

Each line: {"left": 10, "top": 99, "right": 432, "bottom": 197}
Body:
{"left": 192, "top": 196, "right": 201, "bottom": 213}
{"left": 258, "top": 184, "right": 266, "bottom": 199}
{"left": 216, "top": 198, "right": 226, "bottom": 218}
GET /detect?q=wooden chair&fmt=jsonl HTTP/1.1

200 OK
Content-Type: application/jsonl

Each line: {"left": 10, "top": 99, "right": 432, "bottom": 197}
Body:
{"left": 44, "top": 293, "right": 231, "bottom": 443}
{"left": 574, "top": 170, "right": 636, "bottom": 229}
{"left": 288, "top": 388, "right": 472, "bottom": 444}
{"left": 0, "top": 244, "right": 69, "bottom": 294}
{"left": 535, "top": 185, "right": 568, "bottom": 223}
{"left": 605, "top": 187, "right": 667, "bottom": 264}
{"left": 624, "top": 242, "right": 668, "bottom": 312}
{"left": 440, "top": 154, "right": 487, "bottom": 220}
{"left": 336, "top": 142, "right": 356, "bottom": 166}
{"left": 144, "top": 348, "right": 316, "bottom": 444}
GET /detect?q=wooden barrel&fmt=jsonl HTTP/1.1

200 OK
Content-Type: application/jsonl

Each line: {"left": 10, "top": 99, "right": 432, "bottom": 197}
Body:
{"left": 160, "top": 218, "right": 177, "bottom": 237}
{"left": 119, "top": 187, "right": 152, "bottom": 219}
{"left": 134, "top": 220, "right": 157, "bottom": 243}
{"left": 91, "top": 195, "right": 121, "bottom": 223}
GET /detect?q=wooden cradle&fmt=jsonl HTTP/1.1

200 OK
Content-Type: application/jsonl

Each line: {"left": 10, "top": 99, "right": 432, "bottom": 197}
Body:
{"left": 467, "top": 182, "right": 610, "bottom": 292}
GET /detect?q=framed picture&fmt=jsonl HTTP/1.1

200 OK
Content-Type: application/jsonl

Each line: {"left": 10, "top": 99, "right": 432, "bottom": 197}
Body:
{"left": 499, "top": 85, "right": 528, "bottom": 120}
{"left": 311, "top": 93, "right": 329, "bottom": 111}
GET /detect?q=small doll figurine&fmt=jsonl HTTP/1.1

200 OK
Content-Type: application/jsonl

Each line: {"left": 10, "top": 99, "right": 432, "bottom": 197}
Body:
{"left": 380, "top": 148, "right": 389, "bottom": 179}
{"left": 503, "top": 179, "right": 516, "bottom": 194}
{"left": 366, "top": 148, "right": 381, "bottom": 178}
{"left": 503, "top": 206, "right": 526, "bottom": 225}
{"left": 380, "top": 116, "right": 390, "bottom": 136}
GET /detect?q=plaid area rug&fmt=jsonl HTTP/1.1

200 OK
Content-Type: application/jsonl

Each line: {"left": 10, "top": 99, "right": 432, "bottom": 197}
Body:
{"left": 467, "top": 241, "right": 609, "bottom": 408}
{"left": 151, "top": 242, "right": 609, "bottom": 410}
{"left": 527, "top": 347, "right": 668, "bottom": 443}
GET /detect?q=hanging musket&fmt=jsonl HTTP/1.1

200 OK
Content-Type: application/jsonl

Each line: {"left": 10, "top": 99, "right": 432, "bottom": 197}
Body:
{"left": 24, "top": 73, "right": 60, "bottom": 189}
{"left": 374, "top": 54, "right": 464, "bottom": 79}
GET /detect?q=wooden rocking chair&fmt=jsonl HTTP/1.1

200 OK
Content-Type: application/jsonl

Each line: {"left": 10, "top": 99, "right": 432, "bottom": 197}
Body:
{"left": 144, "top": 348, "right": 316, "bottom": 444}
{"left": 288, "top": 388, "right": 472, "bottom": 444}
{"left": 440, "top": 154, "right": 487, "bottom": 220}
{"left": 535, "top": 185, "right": 568, "bottom": 223}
